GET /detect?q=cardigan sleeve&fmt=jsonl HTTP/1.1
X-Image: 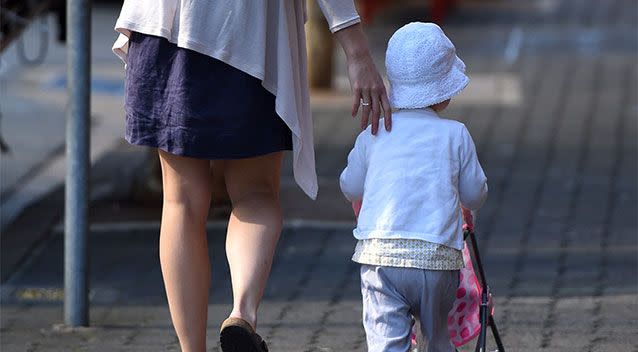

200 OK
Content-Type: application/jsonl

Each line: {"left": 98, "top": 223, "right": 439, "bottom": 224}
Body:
{"left": 315, "top": 0, "right": 361, "bottom": 32}
{"left": 339, "top": 132, "right": 368, "bottom": 202}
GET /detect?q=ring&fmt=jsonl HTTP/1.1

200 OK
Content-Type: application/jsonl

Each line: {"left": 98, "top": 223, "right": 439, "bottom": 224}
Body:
{"left": 360, "top": 99, "right": 371, "bottom": 106}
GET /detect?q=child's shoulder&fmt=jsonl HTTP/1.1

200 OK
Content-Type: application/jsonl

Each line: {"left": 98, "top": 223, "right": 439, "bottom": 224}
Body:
{"left": 442, "top": 119, "right": 475, "bottom": 147}
{"left": 420, "top": 113, "right": 469, "bottom": 137}
{"left": 435, "top": 116, "right": 466, "bottom": 130}
{"left": 417, "top": 115, "right": 475, "bottom": 149}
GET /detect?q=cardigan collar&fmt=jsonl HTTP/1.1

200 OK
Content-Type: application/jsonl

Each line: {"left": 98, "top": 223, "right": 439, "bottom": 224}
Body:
{"left": 394, "top": 107, "right": 440, "bottom": 118}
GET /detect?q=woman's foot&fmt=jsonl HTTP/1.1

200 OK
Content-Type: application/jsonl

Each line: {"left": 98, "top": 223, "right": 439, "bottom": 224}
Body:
{"left": 220, "top": 317, "right": 269, "bottom": 352}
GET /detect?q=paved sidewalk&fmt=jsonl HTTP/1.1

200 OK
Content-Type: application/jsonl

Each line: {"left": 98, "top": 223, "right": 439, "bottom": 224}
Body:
{"left": 0, "top": 6, "right": 128, "bottom": 230}
{"left": 1, "top": 0, "right": 637, "bottom": 351}
{"left": 1, "top": 218, "right": 636, "bottom": 351}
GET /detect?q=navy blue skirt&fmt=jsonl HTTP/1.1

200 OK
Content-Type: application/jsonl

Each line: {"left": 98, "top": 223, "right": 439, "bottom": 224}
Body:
{"left": 124, "top": 32, "right": 292, "bottom": 159}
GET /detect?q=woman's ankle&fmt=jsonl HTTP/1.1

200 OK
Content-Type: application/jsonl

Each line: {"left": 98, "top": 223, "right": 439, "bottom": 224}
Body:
{"left": 228, "top": 310, "right": 257, "bottom": 330}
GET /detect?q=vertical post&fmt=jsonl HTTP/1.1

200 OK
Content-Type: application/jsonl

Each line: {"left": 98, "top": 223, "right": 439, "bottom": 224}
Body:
{"left": 65, "top": 0, "right": 91, "bottom": 327}
{"left": 306, "top": 0, "right": 333, "bottom": 89}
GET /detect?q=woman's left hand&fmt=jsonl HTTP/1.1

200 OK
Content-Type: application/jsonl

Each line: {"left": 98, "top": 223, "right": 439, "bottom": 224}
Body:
{"left": 334, "top": 24, "right": 392, "bottom": 135}
{"left": 346, "top": 53, "right": 392, "bottom": 134}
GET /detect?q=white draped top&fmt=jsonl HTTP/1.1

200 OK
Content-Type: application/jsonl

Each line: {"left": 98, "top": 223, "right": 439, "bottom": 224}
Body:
{"left": 113, "top": 1, "right": 361, "bottom": 199}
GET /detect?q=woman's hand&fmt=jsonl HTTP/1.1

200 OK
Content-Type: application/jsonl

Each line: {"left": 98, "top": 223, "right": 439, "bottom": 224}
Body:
{"left": 334, "top": 24, "right": 392, "bottom": 135}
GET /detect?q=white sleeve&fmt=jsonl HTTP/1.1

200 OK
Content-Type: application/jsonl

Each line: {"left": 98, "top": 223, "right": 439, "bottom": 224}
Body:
{"left": 339, "top": 133, "right": 367, "bottom": 202}
{"left": 315, "top": 0, "right": 361, "bottom": 32}
{"left": 458, "top": 126, "right": 488, "bottom": 210}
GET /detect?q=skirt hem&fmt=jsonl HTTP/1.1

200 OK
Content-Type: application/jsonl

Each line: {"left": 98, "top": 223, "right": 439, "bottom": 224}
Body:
{"left": 125, "top": 135, "right": 291, "bottom": 160}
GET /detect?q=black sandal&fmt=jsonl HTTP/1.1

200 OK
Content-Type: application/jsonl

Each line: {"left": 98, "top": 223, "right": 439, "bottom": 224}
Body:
{"left": 220, "top": 317, "right": 269, "bottom": 352}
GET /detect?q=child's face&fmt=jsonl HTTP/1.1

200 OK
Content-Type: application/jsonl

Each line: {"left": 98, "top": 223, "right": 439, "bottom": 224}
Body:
{"left": 430, "top": 99, "right": 451, "bottom": 112}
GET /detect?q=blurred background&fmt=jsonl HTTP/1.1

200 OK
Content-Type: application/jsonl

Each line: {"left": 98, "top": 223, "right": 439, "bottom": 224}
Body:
{"left": 1, "top": 1, "right": 636, "bottom": 351}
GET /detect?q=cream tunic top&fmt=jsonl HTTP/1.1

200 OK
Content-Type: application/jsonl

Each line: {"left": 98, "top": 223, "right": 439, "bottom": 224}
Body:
{"left": 352, "top": 238, "right": 464, "bottom": 270}
{"left": 112, "top": 1, "right": 361, "bottom": 199}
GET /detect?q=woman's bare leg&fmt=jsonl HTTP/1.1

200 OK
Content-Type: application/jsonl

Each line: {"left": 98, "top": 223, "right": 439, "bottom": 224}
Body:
{"left": 158, "top": 149, "right": 212, "bottom": 352}
{"left": 223, "top": 151, "right": 284, "bottom": 329}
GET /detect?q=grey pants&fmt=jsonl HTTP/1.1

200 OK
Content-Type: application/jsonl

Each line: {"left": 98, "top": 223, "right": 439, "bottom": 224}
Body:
{"left": 360, "top": 265, "right": 459, "bottom": 352}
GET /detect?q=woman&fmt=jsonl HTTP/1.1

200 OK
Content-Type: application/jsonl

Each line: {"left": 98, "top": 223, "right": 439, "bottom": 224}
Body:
{"left": 113, "top": 1, "right": 391, "bottom": 351}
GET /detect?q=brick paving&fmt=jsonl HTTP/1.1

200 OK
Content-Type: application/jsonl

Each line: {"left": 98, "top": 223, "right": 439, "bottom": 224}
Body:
{"left": 1, "top": 0, "right": 637, "bottom": 351}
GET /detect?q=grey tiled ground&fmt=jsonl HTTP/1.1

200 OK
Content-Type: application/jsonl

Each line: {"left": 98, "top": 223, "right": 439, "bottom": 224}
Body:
{"left": 1, "top": 0, "right": 637, "bottom": 351}
{"left": 1, "top": 221, "right": 636, "bottom": 351}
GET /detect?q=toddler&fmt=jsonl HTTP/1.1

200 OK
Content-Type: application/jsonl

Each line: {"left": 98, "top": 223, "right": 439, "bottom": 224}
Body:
{"left": 339, "top": 22, "right": 488, "bottom": 352}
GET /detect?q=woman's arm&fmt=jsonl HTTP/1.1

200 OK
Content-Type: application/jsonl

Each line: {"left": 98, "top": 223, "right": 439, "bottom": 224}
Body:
{"left": 333, "top": 24, "right": 392, "bottom": 135}
{"left": 314, "top": 0, "right": 391, "bottom": 134}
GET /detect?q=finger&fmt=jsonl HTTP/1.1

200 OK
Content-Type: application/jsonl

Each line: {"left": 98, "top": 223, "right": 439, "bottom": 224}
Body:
{"left": 370, "top": 92, "right": 381, "bottom": 135}
{"left": 360, "top": 90, "right": 372, "bottom": 130}
{"left": 351, "top": 87, "right": 362, "bottom": 117}
{"left": 380, "top": 89, "right": 392, "bottom": 132}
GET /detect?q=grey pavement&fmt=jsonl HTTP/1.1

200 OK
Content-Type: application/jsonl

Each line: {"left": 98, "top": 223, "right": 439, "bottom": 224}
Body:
{"left": 1, "top": 0, "right": 637, "bottom": 351}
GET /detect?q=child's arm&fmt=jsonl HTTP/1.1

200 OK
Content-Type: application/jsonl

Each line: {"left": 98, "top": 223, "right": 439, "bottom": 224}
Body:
{"left": 459, "top": 126, "right": 488, "bottom": 210}
{"left": 339, "top": 134, "right": 367, "bottom": 202}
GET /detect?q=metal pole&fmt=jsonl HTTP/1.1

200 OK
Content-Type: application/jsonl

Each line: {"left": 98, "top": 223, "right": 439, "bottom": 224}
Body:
{"left": 489, "top": 316, "right": 506, "bottom": 352}
{"left": 65, "top": 0, "right": 91, "bottom": 327}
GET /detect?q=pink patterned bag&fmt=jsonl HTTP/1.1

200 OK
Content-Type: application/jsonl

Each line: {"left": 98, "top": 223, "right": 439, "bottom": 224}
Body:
{"left": 447, "top": 207, "right": 494, "bottom": 348}
{"left": 447, "top": 237, "right": 482, "bottom": 347}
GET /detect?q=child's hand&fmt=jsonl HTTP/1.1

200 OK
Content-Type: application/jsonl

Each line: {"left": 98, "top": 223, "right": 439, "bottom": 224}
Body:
{"left": 352, "top": 200, "right": 363, "bottom": 218}
{"left": 462, "top": 207, "right": 474, "bottom": 229}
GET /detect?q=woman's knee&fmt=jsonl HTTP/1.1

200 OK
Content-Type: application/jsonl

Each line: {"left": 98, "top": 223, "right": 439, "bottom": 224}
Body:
{"left": 159, "top": 150, "right": 212, "bottom": 220}
{"left": 226, "top": 187, "right": 280, "bottom": 212}
{"left": 223, "top": 153, "right": 283, "bottom": 206}
{"left": 163, "top": 189, "right": 211, "bottom": 222}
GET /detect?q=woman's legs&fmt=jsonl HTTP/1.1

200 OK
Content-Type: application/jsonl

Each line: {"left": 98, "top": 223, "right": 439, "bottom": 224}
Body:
{"left": 221, "top": 151, "right": 284, "bottom": 330}
{"left": 158, "top": 149, "right": 283, "bottom": 350}
{"left": 158, "top": 150, "right": 212, "bottom": 352}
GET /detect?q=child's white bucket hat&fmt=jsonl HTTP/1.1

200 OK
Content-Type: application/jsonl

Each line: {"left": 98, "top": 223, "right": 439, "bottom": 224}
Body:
{"left": 386, "top": 22, "right": 469, "bottom": 109}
